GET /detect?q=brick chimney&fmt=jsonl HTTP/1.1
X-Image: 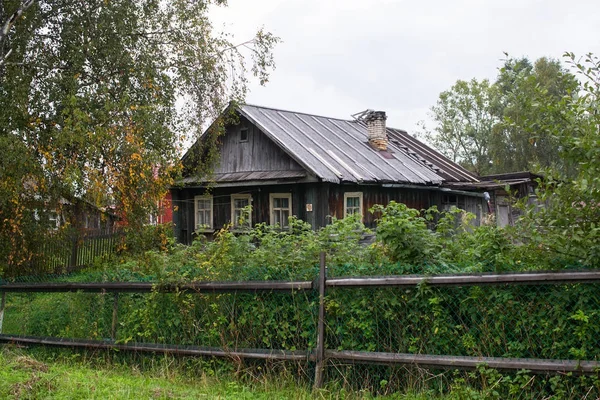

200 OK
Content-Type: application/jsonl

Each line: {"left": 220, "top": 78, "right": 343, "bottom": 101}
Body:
{"left": 365, "top": 111, "right": 387, "bottom": 151}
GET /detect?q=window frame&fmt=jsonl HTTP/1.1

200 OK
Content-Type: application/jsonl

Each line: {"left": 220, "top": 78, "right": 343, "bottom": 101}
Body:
{"left": 194, "top": 195, "right": 213, "bottom": 232}
{"left": 269, "top": 193, "right": 293, "bottom": 228}
{"left": 231, "top": 194, "right": 252, "bottom": 229}
{"left": 343, "top": 192, "right": 364, "bottom": 220}
{"left": 240, "top": 127, "right": 249, "bottom": 143}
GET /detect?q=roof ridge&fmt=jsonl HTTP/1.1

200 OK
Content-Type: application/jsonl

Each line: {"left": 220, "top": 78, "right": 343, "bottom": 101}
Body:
{"left": 242, "top": 103, "right": 362, "bottom": 124}
{"left": 241, "top": 103, "right": 415, "bottom": 132}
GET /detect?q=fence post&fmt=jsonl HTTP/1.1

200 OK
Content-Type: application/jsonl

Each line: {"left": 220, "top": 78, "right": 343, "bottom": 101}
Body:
{"left": 314, "top": 251, "right": 327, "bottom": 389}
{"left": 70, "top": 231, "right": 79, "bottom": 270}
{"left": 111, "top": 292, "right": 119, "bottom": 340}
{"left": 0, "top": 291, "right": 6, "bottom": 334}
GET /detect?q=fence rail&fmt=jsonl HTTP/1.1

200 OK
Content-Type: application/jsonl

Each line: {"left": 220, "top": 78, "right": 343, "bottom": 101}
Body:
{"left": 0, "top": 280, "right": 313, "bottom": 293}
{"left": 326, "top": 270, "right": 600, "bottom": 287}
{"left": 0, "top": 335, "right": 312, "bottom": 361}
{"left": 2, "top": 258, "right": 600, "bottom": 390}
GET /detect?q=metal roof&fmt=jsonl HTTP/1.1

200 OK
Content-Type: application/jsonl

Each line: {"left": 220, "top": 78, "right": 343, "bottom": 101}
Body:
{"left": 387, "top": 128, "right": 479, "bottom": 182}
{"left": 238, "top": 104, "right": 476, "bottom": 185}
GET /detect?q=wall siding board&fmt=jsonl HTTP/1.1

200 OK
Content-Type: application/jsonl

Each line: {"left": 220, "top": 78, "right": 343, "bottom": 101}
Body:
{"left": 214, "top": 116, "right": 304, "bottom": 175}
{"left": 172, "top": 182, "right": 491, "bottom": 243}
{"left": 327, "top": 185, "right": 432, "bottom": 228}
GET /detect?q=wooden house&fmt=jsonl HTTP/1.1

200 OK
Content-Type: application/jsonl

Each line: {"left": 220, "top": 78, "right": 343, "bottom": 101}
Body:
{"left": 445, "top": 171, "right": 541, "bottom": 227}
{"left": 171, "top": 104, "right": 487, "bottom": 244}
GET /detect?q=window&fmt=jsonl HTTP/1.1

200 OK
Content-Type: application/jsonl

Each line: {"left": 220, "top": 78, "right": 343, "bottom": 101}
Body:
{"left": 194, "top": 195, "right": 213, "bottom": 231}
{"left": 231, "top": 194, "right": 252, "bottom": 229}
{"left": 48, "top": 211, "right": 61, "bottom": 230}
{"left": 240, "top": 128, "right": 249, "bottom": 142}
{"left": 442, "top": 194, "right": 459, "bottom": 212}
{"left": 344, "top": 192, "right": 363, "bottom": 219}
{"left": 270, "top": 193, "right": 292, "bottom": 228}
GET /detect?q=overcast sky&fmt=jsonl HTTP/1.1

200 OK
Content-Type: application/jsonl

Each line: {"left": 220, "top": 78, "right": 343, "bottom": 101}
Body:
{"left": 210, "top": 0, "right": 600, "bottom": 133}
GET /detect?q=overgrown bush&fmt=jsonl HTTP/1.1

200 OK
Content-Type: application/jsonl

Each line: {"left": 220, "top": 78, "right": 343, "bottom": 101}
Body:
{"left": 120, "top": 223, "right": 175, "bottom": 255}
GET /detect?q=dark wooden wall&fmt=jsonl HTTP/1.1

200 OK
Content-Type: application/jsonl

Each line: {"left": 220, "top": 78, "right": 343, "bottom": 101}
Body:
{"left": 214, "top": 116, "right": 304, "bottom": 174}
{"left": 172, "top": 183, "right": 487, "bottom": 243}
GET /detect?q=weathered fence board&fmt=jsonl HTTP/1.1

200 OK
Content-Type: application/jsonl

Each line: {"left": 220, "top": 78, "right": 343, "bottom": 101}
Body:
{"left": 0, "top": 280, "right": 314, "bottom": 293}
{"left": 326, "top": 350, "right": 600, "bottom": 374}
{"left": 326, "top": 270, "right": 600, "bottom": 288}
{"left": 0, "top": 334, "right": 312, "bottom": 361}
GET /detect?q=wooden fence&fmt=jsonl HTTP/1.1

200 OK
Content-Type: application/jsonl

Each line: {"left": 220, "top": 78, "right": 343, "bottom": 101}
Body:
{"left": 2, "top": 256, "right": 600, "bottom": 389}
{"left": 31, "top": 228, "right": 123, "bottom": 273}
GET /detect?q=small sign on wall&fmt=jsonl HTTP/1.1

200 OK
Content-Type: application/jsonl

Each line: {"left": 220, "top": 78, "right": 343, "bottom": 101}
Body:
{"left": 306, "top": 203, "right": 313, "bottom": 212}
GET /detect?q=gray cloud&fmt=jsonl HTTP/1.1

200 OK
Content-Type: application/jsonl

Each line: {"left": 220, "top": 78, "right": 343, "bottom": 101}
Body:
{"left": 211, "top": 0, "right": 600, "bottom": 131}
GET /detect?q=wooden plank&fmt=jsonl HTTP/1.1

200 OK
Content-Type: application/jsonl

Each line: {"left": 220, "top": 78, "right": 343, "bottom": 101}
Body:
{"left": 313, "top": 252, "right": 327, "bottom": 389}
{"left": 0, "top": 334, "right": 311, "bottom": 361}
{"left": 70, "top": 234, "right": 78, "bottom": 269}
{"left": 326, "top": 350, "right": 600, "bottom": 374}
{"left": 326, "top": 271, "right": 600, "bottom": 288}
{"left": 0, "top": 280, "right": 314, "bottom": 293}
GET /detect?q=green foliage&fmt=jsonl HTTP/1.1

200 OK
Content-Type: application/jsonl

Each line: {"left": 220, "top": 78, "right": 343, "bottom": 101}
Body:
{"left": 0, "top": 0, "right": 279, "bottom": 275}
{"left": 491, "top": 56, "right": 579, "bottom": 174}
{"left": 121, "top": 223, "right": 175, "bottom": 255}
{"left": 4, "top": 201, "right": 600, "bottom": 397}
{"left": 371, "top": 202, "right": 439, "bottom": 266}
{"left": 420, "top": 79, "right": 499, "bottom": 175}
{"left": 421, "top": 55, "right": 578, "bottom": 176}
{"left": 510, "top": 53, "right": 600, "bottom": 267}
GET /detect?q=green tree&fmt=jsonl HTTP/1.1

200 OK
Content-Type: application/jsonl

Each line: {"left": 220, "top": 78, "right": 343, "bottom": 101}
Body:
{"left": 421, "top": 78, "right": 499, "bottom": 175}
{"left": 0, "top": 0, "right": 279, "bottom": 274}
{"left": 514, "top": 53, "right": 600, "bottom": 266}
{"left": 490, "top": 57, "right": 578, "bottom": 173}
{"left": 422, "top": 56, "right": 577, "bottom": 176}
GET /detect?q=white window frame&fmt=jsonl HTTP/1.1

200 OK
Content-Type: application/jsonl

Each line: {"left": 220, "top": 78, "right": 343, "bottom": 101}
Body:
{"left": 343, "top": 192, "right": 363, "bottom": 220}
{"left": 194, "top": 195, "right": 213, "bottom": 231}
{"left": 231, "top": 194, "right": 252, "bottom": 229}
{"left": 48, "top": 210, "right": 61, "bottom": 230}
{"left": 269, "top": 193, "right": 293, "bottom": 228}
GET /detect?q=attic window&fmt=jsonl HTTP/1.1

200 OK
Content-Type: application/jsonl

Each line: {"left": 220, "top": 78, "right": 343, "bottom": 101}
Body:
{"left": 240, "top": 128, "right": 249, "bottom": 142}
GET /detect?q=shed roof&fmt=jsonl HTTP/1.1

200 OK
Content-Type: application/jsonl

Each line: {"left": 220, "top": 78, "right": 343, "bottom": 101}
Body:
{"left": 237, "top": 104, "right": 478, "bottom": 185}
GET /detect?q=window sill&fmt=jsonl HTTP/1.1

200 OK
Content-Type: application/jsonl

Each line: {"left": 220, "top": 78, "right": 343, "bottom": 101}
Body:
{"left": 195, "top": 229, "right": 215, "bottom": 234}
{"left": 231, "top": 227, "right": 252, "bottom": 233}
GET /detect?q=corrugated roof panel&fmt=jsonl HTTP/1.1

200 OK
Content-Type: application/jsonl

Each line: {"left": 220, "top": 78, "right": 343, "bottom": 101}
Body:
{"left": 387, "top": 128, "right": 478, "bottom": 182}
{"left": 271, "top": 110, "right": 357, "bottom": 182}
{"left": 309, "top": 117, "right": 393, "bottom": 182}
{"left": 237, "top": 104, "right": 469, "bottom": 186}
{"left": 240, "top": 106, "right": 340, "bottom": 183}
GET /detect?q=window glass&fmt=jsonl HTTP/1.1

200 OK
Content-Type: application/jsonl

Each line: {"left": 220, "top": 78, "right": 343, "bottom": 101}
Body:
{"left": 343, "top": 192, "right": 363, "bottom": 219}
{"left": 232, "top": 195, "right": 251, "bottom": 228}
{"left": 195, "top": 196, "right": 213, "bottom": 230}
{"left": 240, "top": 128, "right": 249, "bottom": 142}
{"left": 270, "top": 194, "right": 292, "bottom": 228}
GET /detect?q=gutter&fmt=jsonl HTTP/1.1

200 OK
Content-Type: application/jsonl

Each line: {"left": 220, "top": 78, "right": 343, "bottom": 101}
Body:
{"left": 381, "top": 184, "right": 486, "bottom": 198}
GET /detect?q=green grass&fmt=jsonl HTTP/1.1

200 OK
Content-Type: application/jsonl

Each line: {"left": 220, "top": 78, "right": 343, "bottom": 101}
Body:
{"left": 0, "top": 347, "right": 441, "bottom": 399}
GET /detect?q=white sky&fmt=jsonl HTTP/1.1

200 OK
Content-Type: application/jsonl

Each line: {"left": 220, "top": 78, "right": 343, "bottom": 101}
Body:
{"left": 210, "top": 0, "right": 600, "bottom": 133}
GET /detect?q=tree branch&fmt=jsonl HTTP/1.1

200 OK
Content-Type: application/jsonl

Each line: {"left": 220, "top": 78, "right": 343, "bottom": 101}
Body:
{"left": 0, "top": 0, "right": 36, "bottom": 66}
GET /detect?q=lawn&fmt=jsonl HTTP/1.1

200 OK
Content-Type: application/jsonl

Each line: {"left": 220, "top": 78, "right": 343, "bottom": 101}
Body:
{"left": 0, "top": 347, "right": 440, "bottom": 399}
